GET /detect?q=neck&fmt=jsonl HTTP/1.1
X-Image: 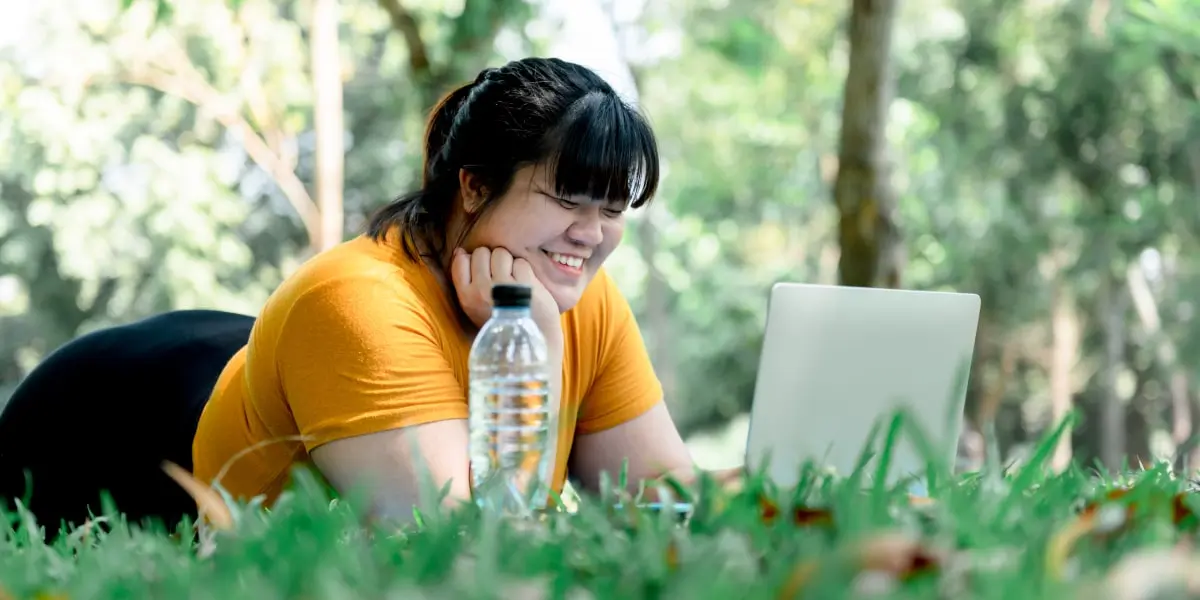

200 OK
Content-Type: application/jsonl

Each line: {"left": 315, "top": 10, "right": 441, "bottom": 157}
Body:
{"left": 436, "top": 206, "right": 470, "bottom": 267}
{"left": 414, "top": 221, "right": 479, "bottom": 335}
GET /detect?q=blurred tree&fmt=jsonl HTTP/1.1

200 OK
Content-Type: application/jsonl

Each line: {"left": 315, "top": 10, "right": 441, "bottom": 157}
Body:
{"left": 834, "top": 0, "right": 903, "bottom": 288}
{"left": 0, "top": 0, "right": 535, "bottom": 405}
{"left": 311, "top": 0, "right": 345, "bottom": 252}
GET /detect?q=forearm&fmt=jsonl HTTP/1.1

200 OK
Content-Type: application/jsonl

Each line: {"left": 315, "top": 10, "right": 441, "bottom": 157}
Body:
{"left": 310, "top": 420, "right": 472, "bottom": 526}
{"left": 540, "top": 322, "right": 565, "bottom": 467}
{"left": 568, "top": 402, "right": 697, "bottom": 499}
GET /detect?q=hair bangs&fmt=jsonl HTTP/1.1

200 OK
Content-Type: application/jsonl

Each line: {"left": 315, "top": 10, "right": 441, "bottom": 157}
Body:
{"left": 542, "top": 92, "right": 660, "bottom": 209}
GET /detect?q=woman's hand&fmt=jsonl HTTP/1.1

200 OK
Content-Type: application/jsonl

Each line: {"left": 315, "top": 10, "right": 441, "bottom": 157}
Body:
{"left": 450, "top": 247, "right": 560, "bottom": 336}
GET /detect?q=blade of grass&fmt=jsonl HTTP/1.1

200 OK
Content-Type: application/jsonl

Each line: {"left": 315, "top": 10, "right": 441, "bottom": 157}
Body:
{"left": 872, "top": 411, "right": 906, "bottom": 520}
{"left": 996, "top": 409, "right": 1079, "bottom": 522}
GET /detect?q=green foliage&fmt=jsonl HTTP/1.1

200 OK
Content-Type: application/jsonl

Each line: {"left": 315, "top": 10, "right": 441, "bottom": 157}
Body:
{"left": 2, "top": 410, "right": 1198, "bottom": 598}
{"left": 0, "top": 0, "right": 536, "bottom": 397}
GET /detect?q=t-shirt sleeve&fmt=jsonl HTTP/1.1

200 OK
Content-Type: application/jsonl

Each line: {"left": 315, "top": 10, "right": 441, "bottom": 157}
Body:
{"left": 575, "top": 271, "right": 664, "bottom": 435}
{"left": 275, "top": 276, "right": 467, "bottom": 452}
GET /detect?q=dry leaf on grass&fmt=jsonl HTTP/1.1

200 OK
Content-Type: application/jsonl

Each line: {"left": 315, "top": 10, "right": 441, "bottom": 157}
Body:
{"left": 755, "top": 495, "right": 834, "bottom": 527}
{"left": 1047, "top": 488, "right": 1198, "bottom": 580}
{"left": 1077, "top": 488, "right": 1197, "bottom": 532}
{"left": 855, "top": 532, "right": 946, "bottom": 577}
{"left": 1046, "top": 508, "right": 1102, "bottom": 579}
{"left": 161, "top": 461, "right": 233, "bottom": 531}
{"left": 760, "top": 495, "right": 933, "bottom": 529}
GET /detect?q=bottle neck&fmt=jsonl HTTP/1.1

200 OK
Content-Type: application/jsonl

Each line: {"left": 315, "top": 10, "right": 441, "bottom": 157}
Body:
{"left": 491, "top": 305, "right": 532, "bottom": 319}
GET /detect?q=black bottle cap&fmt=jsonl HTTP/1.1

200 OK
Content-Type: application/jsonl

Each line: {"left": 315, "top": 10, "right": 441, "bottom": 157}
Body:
{"left": 492, "top": 284, "right": 533, "bottom": 308}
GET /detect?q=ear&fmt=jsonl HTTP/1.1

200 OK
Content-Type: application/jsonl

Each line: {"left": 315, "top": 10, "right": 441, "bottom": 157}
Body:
{"left": 458, "top": 168, "right": 489, "bottom": 214}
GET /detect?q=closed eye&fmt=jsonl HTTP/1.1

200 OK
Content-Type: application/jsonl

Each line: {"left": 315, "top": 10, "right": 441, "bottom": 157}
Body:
{"left": 539, "top": 189, "right": 623, "bottom": 217}
{"left": 539, "top": 190, "right": 580, "bottom": 209}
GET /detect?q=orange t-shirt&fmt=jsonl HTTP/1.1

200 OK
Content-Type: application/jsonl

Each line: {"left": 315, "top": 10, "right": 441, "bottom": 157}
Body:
{"left": 191, "top": 233, "right": 662, "bottom": 505}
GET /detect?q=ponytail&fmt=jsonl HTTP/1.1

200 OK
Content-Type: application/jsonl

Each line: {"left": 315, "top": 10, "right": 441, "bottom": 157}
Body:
{"left": 365, "top": 81, "right": 476, "bottom": 261}
{"left": 420, "top": 82, "right": 475, "bottom": 186}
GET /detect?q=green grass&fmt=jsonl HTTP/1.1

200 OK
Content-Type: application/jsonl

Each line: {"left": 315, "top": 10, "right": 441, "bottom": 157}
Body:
{"left": 3, "top": 409, "right": 1199, "bottom": 599}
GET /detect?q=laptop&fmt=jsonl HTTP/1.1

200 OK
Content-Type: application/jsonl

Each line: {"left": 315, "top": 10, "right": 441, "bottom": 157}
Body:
{"left": 743, "top": 282, "right": 981, "bottom": 490}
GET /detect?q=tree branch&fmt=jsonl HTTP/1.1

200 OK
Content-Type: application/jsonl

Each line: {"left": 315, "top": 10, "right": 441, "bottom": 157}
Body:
{"left": 238, "top": 35, "right": 293, "bottom": 170}
{"left": 118, "top": 65, "right": 322, "bottom": 247}
{"left": 375, "top": 0, "right": 432, "bottom": 77}
{"left": 83, "top": 277, "right": 121, "bottom": 322}
{"left": 1161, "top": 49, "right": 1199, "bottom": 102}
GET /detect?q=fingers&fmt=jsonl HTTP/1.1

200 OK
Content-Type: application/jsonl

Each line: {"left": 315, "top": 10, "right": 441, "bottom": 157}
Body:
{"left": 450, "top": 247, "right": 471, "bottom": 290}
{"left": 512, "top": 257, "right": 535, "bottom": 284}
{"left": 490, "top": 248, "right": 515, "bottom": 284}
{"left": 452, "top": 246, "right": 529, "bottom": 290}
{"left": 470, "top": 247, "right": 493, "bottom": 289}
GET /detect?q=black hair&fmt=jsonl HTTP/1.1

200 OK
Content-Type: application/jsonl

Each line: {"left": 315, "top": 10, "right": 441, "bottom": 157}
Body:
{"left": 366, "top": 57, "right": 661, "bottom": 261}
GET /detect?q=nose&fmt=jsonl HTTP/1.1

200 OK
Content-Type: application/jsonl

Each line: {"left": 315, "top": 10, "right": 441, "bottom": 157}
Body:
{"left": 566, "top": 209, "right": 604, "bottom": 247}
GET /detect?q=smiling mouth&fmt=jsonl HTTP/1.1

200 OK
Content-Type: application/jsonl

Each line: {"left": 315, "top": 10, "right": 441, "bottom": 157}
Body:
{"left": 543, "top": 250, "right": 586, "bottom": 273}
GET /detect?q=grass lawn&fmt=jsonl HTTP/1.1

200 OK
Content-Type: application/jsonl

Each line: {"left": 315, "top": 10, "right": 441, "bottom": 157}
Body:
{"left": 3, "top": 410, "right": 1199, "bottom": 599}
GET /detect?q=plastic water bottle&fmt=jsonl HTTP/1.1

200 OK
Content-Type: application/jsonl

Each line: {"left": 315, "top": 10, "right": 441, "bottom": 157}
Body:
{"left": 468, "top": 283, "right": 556, "bottom": 517}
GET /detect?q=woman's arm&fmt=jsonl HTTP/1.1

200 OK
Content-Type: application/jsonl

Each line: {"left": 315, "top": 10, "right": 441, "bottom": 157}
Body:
{"left": 568, "top": 400, "right": 695, "bottom": 495}
{"left": 569, "top": 402, "right": 744, "bottom": 498}
{"left": 310, "top": 419, "right": 470, "bottom": 523}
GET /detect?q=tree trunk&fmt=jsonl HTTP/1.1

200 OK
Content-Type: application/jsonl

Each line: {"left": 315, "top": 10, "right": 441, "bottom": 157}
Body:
{"left": 1126, "top": 260, "right": 1195, "bottom": 471}
{"left": 311, "top": 0, "right": 345, "bottom": 252}
{"left": 833, "top": 0, "right": 902, "bottom": 288}
{"left": 1099, "top": 266, "right": 1128, "bottom": 472}
{"left": 1049, "top": 269, "right": 1080, "bottom": 472}
{"left": 1125, "top": 399, "right": 1152, "bottom": 469}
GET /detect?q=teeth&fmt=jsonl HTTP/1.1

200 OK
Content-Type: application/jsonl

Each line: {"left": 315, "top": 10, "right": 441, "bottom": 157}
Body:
{"left": 549, "top": 252, "right": 584, "bottom": 269}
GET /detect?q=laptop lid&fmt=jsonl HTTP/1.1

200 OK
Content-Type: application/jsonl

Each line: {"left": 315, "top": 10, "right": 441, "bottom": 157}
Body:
{"left": 743, "top": 282, "right": 981, "bottom": 490}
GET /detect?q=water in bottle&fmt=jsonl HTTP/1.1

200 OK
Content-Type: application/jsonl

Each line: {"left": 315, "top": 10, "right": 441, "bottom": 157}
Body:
{"left": 468, "top": 283, "right": 556, "bottom": 517}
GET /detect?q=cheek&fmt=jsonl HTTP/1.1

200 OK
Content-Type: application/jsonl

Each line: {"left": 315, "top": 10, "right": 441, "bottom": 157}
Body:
{"left": 598, "top": 221, "right": 625, "bottom": 254}
{"left": 467, "top": 218, "right": 523, "bottom": 250}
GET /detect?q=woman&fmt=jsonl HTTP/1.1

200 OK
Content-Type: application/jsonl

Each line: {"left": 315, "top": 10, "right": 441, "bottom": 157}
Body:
{"left": 0, "top": 57, "right": 704, "bottom": 531}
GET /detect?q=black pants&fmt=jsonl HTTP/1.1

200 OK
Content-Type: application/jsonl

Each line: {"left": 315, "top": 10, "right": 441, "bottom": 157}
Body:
{"left": 0, "top": 310, "right": 254, "bottom": 535}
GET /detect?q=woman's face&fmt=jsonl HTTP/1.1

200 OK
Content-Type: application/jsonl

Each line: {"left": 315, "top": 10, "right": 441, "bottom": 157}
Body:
{"left": 458, "top": 164, "right": 628, "bottom": 313}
